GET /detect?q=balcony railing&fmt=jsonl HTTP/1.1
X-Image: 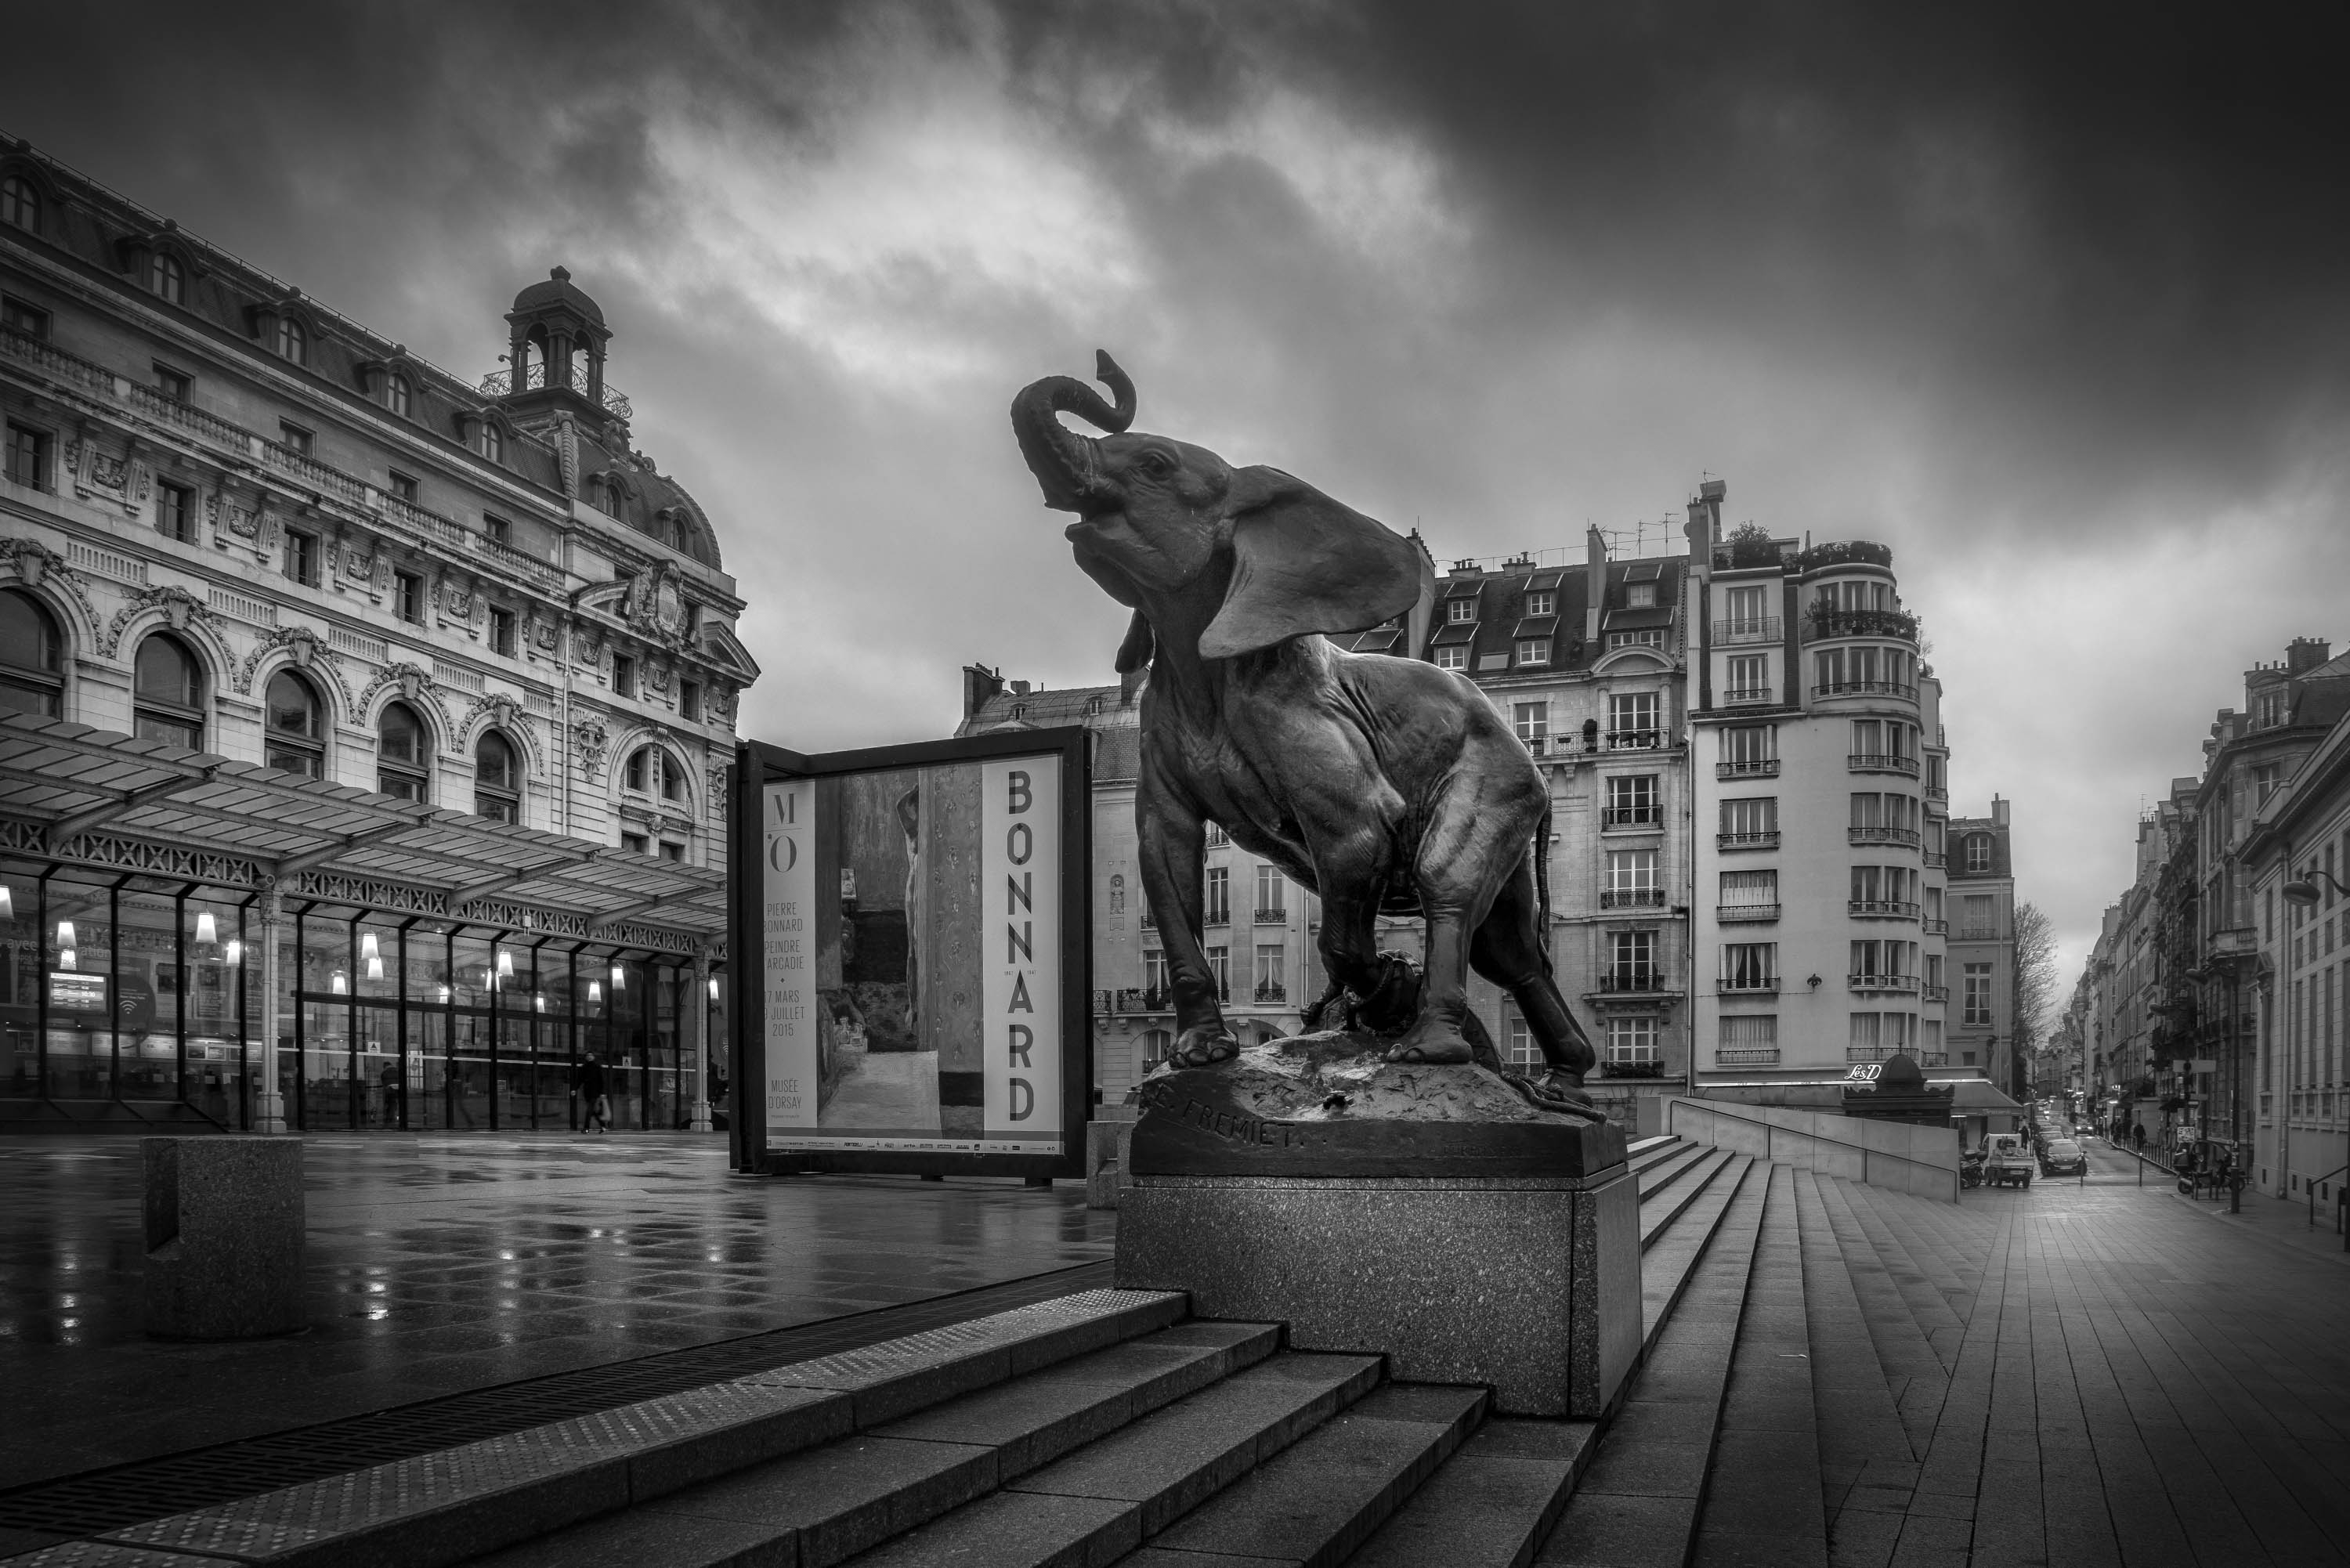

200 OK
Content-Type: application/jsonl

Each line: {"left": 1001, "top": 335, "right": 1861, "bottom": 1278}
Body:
{"left": 479, "top": 363, "right": 634, "bottom": 421}
{"left": 1716, "top": 902, "right": 1781, "bottom": 923}
{"left": 1717, "top": 1046, "right": 1781, "bottom": 1066}
{"left": 1848, "top": 974, "right": 1921, "bottom": 993}
{"left": 1847, "top": 1046, "right": 1897, "bottom": 1064}
{"left": 1600, "top": 888, "right": 1666, "bottom": 909}
{"left": 1922, "top": 983, "right": 1950, "bottom": 1003}
{"left": 1847, "top": 753, "right": 1922, "bottom": 776}
{"left": 1718, "top": 975, "right": 1780, "bottom": 994}
{"left": 1922, "top": 851, "right": 1947, "bottom": 869}
{"left": 1717, "top": 830, "right": 1781, "bottom": 851}
{"left": 1957, "top": 927, "right": 2000, "bottom": 942}
{"left": 1921, "top": 916, "right": 1948, "bottom": 935}
{"left": 1603, "top": 807, "right": 1664, "bottom": 829}
{"left": 1110, "top": 988, "right": 1170, "bottom": 1014}
{"left": 1712, "top": 618, "right": 1781, "bottom": 645}
{"left": 1918, "top": 1051, "right": 1950, "bottom": 1067}
{"left": 1204, "top": 910, "right": 1231, "bottom": 927}
{"left": 1253, "top": 907, "right": 1287, "bottom": 923}
{"left": 1925, "top": 783, "right": 1949, "bottom": 802}
{"left": 1847, "top": 826, "right": 1922, "bottom": 847}
{"left": 1723, "top": 688, "right": 1774, "bottom": 706}
{"left": 1804, "top": 608, "right": 1919, "bottom": 644}
{"left": 1595, "top": 971, "right": 1668, "bottom": 994}
{"left": 1716, "top": 758, "right": 1780, "bottom": 779}
{"left": 1253, "top": 984, "right": 1287, "bottom": 1004}
{"left": 1813, "top": 681, "right": 1919, "bottom": 701}
{"left": 1847, "top": 899, "right": 1921, "bottom": 919}
{"left": 1606, "top": 728, "right": 1667, "bottom": 750}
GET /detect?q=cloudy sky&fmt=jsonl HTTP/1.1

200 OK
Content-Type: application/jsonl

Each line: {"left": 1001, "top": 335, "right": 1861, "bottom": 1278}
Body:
{"left": 13, "top": 2, "right": 2347, "bottom": 1014}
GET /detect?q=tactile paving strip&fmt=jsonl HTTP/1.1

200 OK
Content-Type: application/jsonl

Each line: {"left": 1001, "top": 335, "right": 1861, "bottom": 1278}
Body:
{"left": 0, "top": 1259, "right": 1113, "bottom": 1546}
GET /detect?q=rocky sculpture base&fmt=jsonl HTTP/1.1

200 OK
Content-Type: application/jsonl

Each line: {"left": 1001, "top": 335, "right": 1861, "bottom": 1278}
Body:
{"left": 1113, "top": 1032, "right": 1640, "bottom": 1416}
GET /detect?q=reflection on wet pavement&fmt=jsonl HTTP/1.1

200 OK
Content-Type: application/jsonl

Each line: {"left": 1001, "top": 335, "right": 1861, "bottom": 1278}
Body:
{"left": 0, "top": 1132, "right": 1114, "bottom": 1491}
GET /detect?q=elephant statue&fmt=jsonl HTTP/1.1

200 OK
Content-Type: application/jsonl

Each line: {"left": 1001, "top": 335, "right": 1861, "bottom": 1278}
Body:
{"left": 1010, "top": 352, "right": 1599, "bottom": 1104}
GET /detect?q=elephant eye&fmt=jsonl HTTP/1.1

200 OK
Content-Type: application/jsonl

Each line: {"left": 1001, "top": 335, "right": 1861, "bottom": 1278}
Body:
{"left": 1136, "top": 452, "right": 1173, "bottom": 479}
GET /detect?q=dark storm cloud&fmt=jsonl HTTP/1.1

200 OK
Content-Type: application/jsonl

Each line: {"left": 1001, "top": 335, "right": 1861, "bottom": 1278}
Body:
{"left": 9, "top": 1, "right": 2345, "bottom": 1005}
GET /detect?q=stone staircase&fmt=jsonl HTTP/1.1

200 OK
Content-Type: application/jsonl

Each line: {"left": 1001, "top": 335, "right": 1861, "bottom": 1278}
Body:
{"left": 9, "top": 1135, "right": 1996, "bottom": 1568}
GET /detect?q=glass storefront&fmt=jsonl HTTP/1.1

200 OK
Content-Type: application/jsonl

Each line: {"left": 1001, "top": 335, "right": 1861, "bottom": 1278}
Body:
{"left": 0, "top": 855, "right": 715, "bottom": 1132}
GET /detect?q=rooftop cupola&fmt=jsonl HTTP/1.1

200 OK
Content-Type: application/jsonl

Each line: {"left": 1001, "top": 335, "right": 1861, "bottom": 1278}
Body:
{"left": 491, "top": 266, "right": 628, "bottom": 433}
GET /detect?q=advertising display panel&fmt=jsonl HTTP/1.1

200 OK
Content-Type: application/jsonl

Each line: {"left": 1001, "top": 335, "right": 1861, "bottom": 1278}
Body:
{"left": 730, "top": 727, "right": 1089, "bottom": 1177}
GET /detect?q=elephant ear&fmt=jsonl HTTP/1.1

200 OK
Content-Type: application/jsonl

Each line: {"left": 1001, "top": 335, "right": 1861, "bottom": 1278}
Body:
{"left": 1113, "top": 609, "right": 1155, "bottom": 674}
{"left": 1198, "top": 466, "right": 1423, "bottom": 660}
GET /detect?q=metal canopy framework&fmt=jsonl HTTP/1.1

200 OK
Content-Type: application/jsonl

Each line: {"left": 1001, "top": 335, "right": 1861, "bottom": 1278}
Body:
{"left": 0, "top": 714, "right": 724, "bottom": 953}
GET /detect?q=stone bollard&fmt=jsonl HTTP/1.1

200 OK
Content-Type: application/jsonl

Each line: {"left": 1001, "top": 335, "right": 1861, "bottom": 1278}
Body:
{"left": 144, "top": 1136, "right": 306, "bottom": 1340}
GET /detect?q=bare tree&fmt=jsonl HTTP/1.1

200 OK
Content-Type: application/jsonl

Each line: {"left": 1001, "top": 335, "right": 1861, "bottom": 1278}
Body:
{"left": 2012, "top": 901, "right": 2058, "bottom": 1056}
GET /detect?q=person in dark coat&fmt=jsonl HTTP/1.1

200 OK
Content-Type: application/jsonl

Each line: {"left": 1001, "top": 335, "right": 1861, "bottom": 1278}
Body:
{"left": 573, "top": 1053, "right": 610, "bottom": 1133}
{"left": 2129, "top": 1121, "right": 2146, "bottom": 1153}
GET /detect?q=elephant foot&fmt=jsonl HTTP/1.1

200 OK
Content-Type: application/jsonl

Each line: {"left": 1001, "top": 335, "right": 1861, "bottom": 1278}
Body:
{"left": 1168, "top": 1024, "right": 1240, "bottom": 1068}
{"left": 1384, "top": 1007, "right": 1475, "bottom": 1066}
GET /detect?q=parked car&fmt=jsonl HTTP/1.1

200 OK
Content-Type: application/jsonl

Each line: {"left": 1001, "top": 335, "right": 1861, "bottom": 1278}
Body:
{"left": 2041, "top": 1138, "right": 2086, "bottom": 1176}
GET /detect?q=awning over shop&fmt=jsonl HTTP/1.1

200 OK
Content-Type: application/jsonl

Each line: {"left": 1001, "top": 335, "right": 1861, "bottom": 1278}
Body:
{"left": 0, "top": 713, "right": 723, "bottom": 953}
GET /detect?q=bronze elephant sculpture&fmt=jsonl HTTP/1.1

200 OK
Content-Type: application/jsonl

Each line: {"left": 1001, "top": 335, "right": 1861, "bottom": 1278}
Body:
{"left": 1010, "top": 352, "right": 1599, "bottom": 1100}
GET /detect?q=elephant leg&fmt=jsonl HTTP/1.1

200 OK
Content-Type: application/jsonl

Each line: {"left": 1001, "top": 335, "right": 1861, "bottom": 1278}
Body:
{"left": 1386, "top": 797, "right": 1526, "bottom": 1068}
{"left": 1136, "top": 774, "right": 1232, "bottom": 1068}
{"left": 1471, "top": 856, "right": 1598, "bottom": 1096}
{"left": 1307, "top": 824, "right": 1397, "bottom": 1031}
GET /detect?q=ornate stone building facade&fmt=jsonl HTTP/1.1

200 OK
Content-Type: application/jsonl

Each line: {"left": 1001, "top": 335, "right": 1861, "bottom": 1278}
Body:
{"left": 0, "top": 139, "right": 757, "bottom": 1133}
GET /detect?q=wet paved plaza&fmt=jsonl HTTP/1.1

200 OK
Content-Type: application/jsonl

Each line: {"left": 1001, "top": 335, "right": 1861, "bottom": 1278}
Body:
{"left": 0, "top": 1133, "right": 1112, "bottom": 1494}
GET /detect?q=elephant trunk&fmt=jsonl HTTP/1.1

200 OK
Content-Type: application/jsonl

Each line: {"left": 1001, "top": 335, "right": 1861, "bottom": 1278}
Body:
{"left": 1010, "top": 350, "right": 1136, "bottom": 513}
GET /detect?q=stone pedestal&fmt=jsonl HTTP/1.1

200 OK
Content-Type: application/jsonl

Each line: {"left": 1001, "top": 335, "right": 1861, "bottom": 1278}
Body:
{"left": 144, "top": 1136, "right": 306, "bottom": 1340}
{"left": 1111, "top": 1032, "right": 1642, "bottom": 1417}
{"left": 1118, "top": 1168, "right": 1639, "bottom": 1415}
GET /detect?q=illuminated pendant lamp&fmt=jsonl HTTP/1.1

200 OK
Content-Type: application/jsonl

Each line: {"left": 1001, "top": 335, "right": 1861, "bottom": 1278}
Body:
{"left": 56, "top": 919, "right": 75, "bottom": 948}
{"left": 223, "top": 938, "right": 243, "bottom": 966}
{"left": 367, "top": 956, "right": 385, "bottom": 981}
{"left": 587, "top": 979, "right": 602, "bottom": 1003}
{"left": 361, "top": 931, "right": 381, "bottom": 961}
{"left": 331, "top": 970, "right": 349, "bottom": 995}
{"left": 496, "top": 947, "right": 514, "bottom": 978}
{"left": 609, "top": 963, "right": 626, "bottom": 992}
{"left": 58, "top": 948, "right": 76, "bottom": 971}
{"left": 194, "top": 911, "right": 218, "bottom": 945}
{"left": 0, "top": 884, "right": 12, "bottom": 919}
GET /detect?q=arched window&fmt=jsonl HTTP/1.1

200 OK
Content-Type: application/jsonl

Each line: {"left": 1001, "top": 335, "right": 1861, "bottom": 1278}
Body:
{"left": 479, "top": 422, "right": 503, "bottom": 463}
{"left": 263, "top": 670, "right": 325, "bottom": 778}
{"left": 475, "top": 732, "right": 519, "bottom": 822}
{"left": 0, "top": 588, "right": 63, "bottom": 717}
{"left": 132, "top": 634, "right": 204, "bottom": 750}
{"left": 387, "top": 374, "right": 411, "bottom": 418}
{"left": 624, "top": 745, "right": 682, "bottom": 803}
{"left": 149, "top": 251, "right": 184, "bottom": 304}
{"left": 377, "top": 702, "right": 428, "bottom": 801}
{"left": 0, "top": 174, "right": 38, "bottom": 233}
{"left": 276, "top": 316, "right": 306, "bottom": 365}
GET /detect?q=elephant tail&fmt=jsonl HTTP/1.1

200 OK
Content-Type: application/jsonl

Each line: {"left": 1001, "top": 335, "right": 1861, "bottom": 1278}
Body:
{"left": 1534, "top": 802, "right": 1554, "bottom": 977}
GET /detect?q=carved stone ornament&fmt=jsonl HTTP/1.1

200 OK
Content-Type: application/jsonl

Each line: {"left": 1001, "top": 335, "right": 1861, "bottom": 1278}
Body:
{"left": 208, "top": 490, "right": 262, "bottom": 540}
{"left": 356, "top": 661, "right": 457, "bottom": 746}
{"left": 533, "top": 619, "right": 560, "bottom": 652}
{"left": 103, "top": 584, "right": 212, "bottom": 656}
{"left": 0, "top": 539, "right": 99, "bottom": 638}
{"left": 571, "top": 714, "right": 609, "bottom": 780}
{"left": 233, "top": 626, "right": 349, "bottom": 709}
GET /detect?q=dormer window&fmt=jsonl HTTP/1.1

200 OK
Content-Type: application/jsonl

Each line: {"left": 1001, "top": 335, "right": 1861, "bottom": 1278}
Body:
{"left": 148, "top": 252, "right": 185, "bottom": 305}
{"left": 387, "top": 373, "right": 412, "bottom": 419}
{"left": 479, "top": 422, "right": 503, "bottom": 463}
{"left": 276, "top": 316, "right": 306, "bottom": 365}
{"left": 0, "top": 174, "right": 39, "bottom": 233}
{"left": 1525, "top": 591, "right": 1555, "bottom": 616}
{"left": 1626, "top": 583, "right": 1657, "bottom": 609}
{"left": 1447, "top": 599, "right": 1477, "bottom": 624}
{"left": 2254, "top": 689, "right": 2283, "bottom": 728}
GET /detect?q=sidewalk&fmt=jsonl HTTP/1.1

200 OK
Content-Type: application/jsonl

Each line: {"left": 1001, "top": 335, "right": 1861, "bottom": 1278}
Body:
{"left": 2080, "top": 1134, "right": 2350, "bottom": 1269}
{"left": 0, "top": 1133, "right": 1112, "bottom": 1494}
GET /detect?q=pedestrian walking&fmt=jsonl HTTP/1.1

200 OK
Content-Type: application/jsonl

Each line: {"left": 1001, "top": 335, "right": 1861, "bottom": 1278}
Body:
{"left": 574, "top": 1053, "right": 611, "bottom": 1134}
{"left": 2130, "top": 1122, "right": 2146, "bottom": 1153}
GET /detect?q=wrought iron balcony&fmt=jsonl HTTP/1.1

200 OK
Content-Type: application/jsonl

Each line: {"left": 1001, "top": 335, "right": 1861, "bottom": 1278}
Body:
{"left": 1918, "top": 1052, "right": 1950, "bottom": 1067}
{"left": 1712, "top": 618, "right": 1781, "bottom": 645}
{"left": 1812, "top": 681, "right": 1919, "bottom": 701}
{"left": 1846, "top": 1045, "right": 1897, "bottom": 1063}
{"left": 1603, "top": 807, "right": 1664, "bottom": 829}
{"left": 1723, "top": 688, "right": 1774, "bottom": 706}
{"left": 1717, "top": 974, "right": 1781, "bottom": 994}
{"left": 1717, "top": 830, "right": 1781, "bottom": 851}
{"left": 1253, "top": 984, "right": 1288, "bottom": 1003}
{"left": 1595, "top": 970, "right": 1668, "bottom": 994}
{"left": 1716, "top": 758, "right": 1780, "bottom": 780}
{"left": 1606, "top": 728, "right": 1668, "bottom": 750}
{"left": 1922, "top": 916, "right": 1948, "bottom": 934}
{"left": 1253, "top": 907, "right": 1288, "bottom": 923}
{"left": 1847, "top": 899, "right": 1921, "bottom": 919}
{"left": 1716, "top": 902, "right": 1781, "bottom": 923}
{"left": 1848, "top": 973, "right": 1921, "bottom": 993}
{"left": 1600, "top": 888, "right": 1666, "bottom": 909}
{"left": 1804, "top": 608, "right": 1919, "bottom": 644}
{"left": 1922, "top": 983, "right": 1950, "bottom": 1003}
{"left": 1847, "top": 753, "right": 1922, "bottom": 776}
{"left": 1925, "top": 783, "right": 1949, "bottom": 802}
{"left": 1922, "top": 851, "right": 1947, "bottom": 869}
{"left": 1717, "top": 1046, "right": 1781, "bottom": 1066}
{"left": 1847, "top": 826, "right": 1922, "bottom": 847}
{"left": 479, "top": 363, "right": 633, "bottom": 421}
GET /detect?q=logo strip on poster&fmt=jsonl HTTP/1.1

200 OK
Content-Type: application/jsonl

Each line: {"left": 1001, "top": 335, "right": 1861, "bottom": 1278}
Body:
{"left": 763, "top": 780, "right": 816, "bottom": 1135}
{"left": 982, "top": 757, "right": 1060, "bottom": 1137}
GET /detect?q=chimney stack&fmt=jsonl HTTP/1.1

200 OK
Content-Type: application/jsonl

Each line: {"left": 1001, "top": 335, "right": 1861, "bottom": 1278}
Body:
{"left": 961, "top": 663, "right": 1004, "bottom": 721}
{"left": 1992, "top": 794, "right": 2010, "bottom": 828}
{"left": 1585, "top": 525, "right": 1608, "bottom": 647}
{"left": 2287, "top": 636, "right": 2332, "bottom": 674}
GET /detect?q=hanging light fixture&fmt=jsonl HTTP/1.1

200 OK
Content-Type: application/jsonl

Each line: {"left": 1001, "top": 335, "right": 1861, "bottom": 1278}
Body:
{"left": 223, "top": 938, "right": 243, "bottom": 966}
{"left": 331, "top": 970, "right": 349, "bottom": 995}
{"left": 56, "top": 919, "right": 75, "bottom": 948}
{"left": 436, "top": 983, "right": 452, "bottom": 1003}
{"left": 361, "top": 931, "right": 380, "bottom": 961}
{"left": 588, "top": 979, "right": 602, "bottom": 1003}
{"left": 194, "top": 911, "right": 218, "bottom": 945}
{"left": 534, "top": 992, "right": 547, "bottom": 1013}
{"left": 609, "top": 963, "right": 626, "bottom": 992}
{"left": 707, "top": 977, "right": 720, "bottom": 1002}
{"left": 496, "top": 948, "right": 514, "bottom": 978}
{"left": 0, "top": 884, "right": 15, "bottom": 919}
{"left": 367, "top": 956, "right": 385, "bottom": 982}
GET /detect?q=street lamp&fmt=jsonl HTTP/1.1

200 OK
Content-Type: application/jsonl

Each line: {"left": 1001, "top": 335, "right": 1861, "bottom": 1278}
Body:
{"left": 2283, "top": 865, "right": 2350, "bottom": 1248}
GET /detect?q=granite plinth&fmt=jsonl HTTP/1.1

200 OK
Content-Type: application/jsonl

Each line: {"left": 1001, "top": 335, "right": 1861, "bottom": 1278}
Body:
{"left": 1116, "top": 1169, "right": 1640, "bottom": 1416}
{"left": 143, "top": 1136, "right": 306, "bottom": 1341}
